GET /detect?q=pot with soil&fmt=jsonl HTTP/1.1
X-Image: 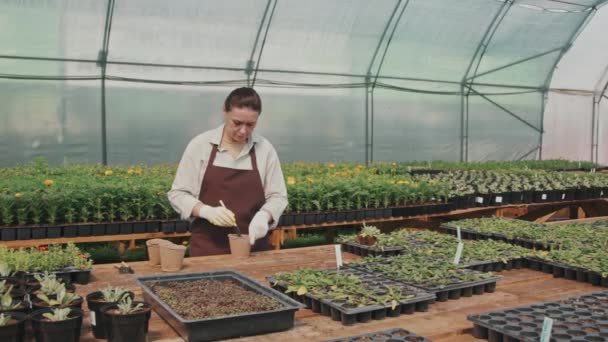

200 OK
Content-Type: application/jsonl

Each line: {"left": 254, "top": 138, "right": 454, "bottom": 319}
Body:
{"left": 30, "top": 307, "right": 83, "bottom": 342}
{"left": 355, "top": 224, "right": 381, "bottom": 246}
{"left": 100, "top": 297, "right": 151, "bottom": 342}
{"left": 146, "top": 239, "right": 171, "bottom": 266}
{"left": 86, "top": 287, "right": 134, "bottom": 339}
{"left": 0, "top": 311, "right": 27, "bottom": 342}
{"left": 228, "top": 234, "right": 250, "bottom": 257}
{"left": 160, "top": 243, "right": 187, "bottom": 272}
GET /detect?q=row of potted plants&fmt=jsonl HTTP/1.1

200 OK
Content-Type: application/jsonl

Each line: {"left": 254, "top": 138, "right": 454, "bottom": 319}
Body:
{"left": 0, "top": 244, "right": 93, "bottom": 284}
{"left": 2, "top": 159, "right": 608, "bottom": 231}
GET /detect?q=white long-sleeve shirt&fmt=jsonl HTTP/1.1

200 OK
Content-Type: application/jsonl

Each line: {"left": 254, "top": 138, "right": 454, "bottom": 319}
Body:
{"left": 167, "top": 125, "right": 288, "bottom": 228}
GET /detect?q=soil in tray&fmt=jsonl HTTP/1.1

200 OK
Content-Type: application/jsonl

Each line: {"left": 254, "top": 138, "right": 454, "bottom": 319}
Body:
{"left": 146, "top": 279, "right": 284, "bottom": 320}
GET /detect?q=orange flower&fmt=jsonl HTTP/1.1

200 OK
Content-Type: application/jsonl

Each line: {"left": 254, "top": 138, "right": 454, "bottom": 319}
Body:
{"left": 328, "top": 163, "right": 335, "bottom": 169}
{"left": 127, "top": 169, "right": 135, "bottom": 175}
{"left": 43, "top": 179, "right": 54, "bottom": 186}
{"left": 14, "top": 193, "right": 22, "bottom": 198}
{"left": 135, "top": 169, "right": 142, "bottom": 176}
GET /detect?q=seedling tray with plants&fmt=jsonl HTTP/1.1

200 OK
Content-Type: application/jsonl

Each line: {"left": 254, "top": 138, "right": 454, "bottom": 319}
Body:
{"left": 439, "top": 218, "right": 608, "bottom": 251}
{"left": 324, "top": 328, "right": 431, "bottom": 342}
{"left": 340, "top": 228, "right": 531, "bottom": 272}
{"left": 347, "top": 254, "right": 500, "bottom": 302}
{"left": 136, "top": 270, "right": 303, "bottom": 342}
{"left": 468, "top": 291, "right": 608, "bottom": 342}
{"left": 267, "top": 267, "right": 435, "bottom": 326}
{"left": 525, "top": 247, "right": 608, "bottom": 288}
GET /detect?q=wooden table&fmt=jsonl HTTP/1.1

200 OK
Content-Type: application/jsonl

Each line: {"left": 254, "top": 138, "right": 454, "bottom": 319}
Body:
{"left": 74, "top": 245, "right": 600, "bottom": 342}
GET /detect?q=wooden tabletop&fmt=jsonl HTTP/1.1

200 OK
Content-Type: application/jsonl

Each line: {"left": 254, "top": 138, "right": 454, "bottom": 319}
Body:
{"left": 76, "top": 245, "right": 599, "bottom": 342}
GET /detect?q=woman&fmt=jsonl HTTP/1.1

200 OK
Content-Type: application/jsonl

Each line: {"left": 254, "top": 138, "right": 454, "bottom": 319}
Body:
{"left": 168, "top": 87, "right": 288, "bottom": 256}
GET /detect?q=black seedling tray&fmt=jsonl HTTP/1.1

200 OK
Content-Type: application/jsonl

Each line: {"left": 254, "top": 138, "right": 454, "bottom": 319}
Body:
{"left": 267, "top": 268, "right": 435, "bottom": 326}
{"left": 324, "top": 328, "right": 432, "bottom": 342}
{"left": 464, "top": 258, "right": 525, "bottom": 273}
{"left": 347, "top": 261, "right": 500, "bottom": 303}
{"left": 341, "top": 240, "right": 404, "bottom": 257}
{"left": 524, "top": 257, "right": 608, "bottom": 288}
{"left": 439, "top": 224, "right": 552, "bottom": 251}
{"left": 468, "top": 291, "right": 608, "bottom": 342}
{"left": 136, "top": 270, "right": 304, "bottom": 341}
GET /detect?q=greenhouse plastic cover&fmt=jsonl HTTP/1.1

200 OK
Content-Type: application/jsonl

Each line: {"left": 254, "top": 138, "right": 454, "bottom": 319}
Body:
{"left": 1, "top": 0, "right": 607, "bottom": 166}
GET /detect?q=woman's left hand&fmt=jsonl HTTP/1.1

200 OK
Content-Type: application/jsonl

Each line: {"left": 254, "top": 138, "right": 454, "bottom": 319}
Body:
{"left": 248, "top": 211, "right": 270, "bottom": 245}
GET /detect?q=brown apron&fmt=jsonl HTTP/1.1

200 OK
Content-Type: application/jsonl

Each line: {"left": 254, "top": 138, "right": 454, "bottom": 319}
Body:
{"left": 189, "top": 144, "right": 270, "bottom": 256}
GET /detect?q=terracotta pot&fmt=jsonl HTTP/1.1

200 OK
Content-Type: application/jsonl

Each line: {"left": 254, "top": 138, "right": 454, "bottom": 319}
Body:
{"left": 228, "top": 234, "right": 250, "bottom": 258}
{"left": 146, "top": 239, "right": 171, "bottom": 266}
{"left": 160, "top": 244, "right": 186, "bottom": 272}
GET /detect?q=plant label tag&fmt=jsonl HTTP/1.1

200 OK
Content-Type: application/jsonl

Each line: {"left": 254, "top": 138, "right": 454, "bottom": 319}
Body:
{"left": 456, "top": 226, "right": 462, "bottom": 241}
{"left": 453, "top": 242, "right": 464, "bottom": 265}
{"left": 334, "top": 244, "right": 343, "bottom": 269}
{"left": 90, "top": 311, "right": 96, "bottom": 326}
{"left": 475, "top": 196, "right": 483, "bottom": 204}
{"left": 562, "top": 193, "right": 566, "bottom": 200}
{"left": 542, "top": 193, "right": 547, "bottom": 200}
{"left": 540, "top": 317, "right": 553, "bottom": 342}
{"left": 592, "top": 168, "right": 596, "bottom": 173}
{"left": 495, "top": 196, "right": 502, "bottom": 203}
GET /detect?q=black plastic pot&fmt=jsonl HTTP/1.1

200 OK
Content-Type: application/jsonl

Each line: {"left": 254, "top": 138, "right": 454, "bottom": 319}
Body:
{"left": 161, "top": 221, "right": 175, "bottom": 233}
{"left": 106, "top": 223, "right": 120, "bottom": 235}
{"left": 77, "top": 224, "right": 92, "bottom": 237}
{"left": 86, "top": 291, "right": 135, "bottom": 339}
{"left": 146, "top": 221, "right": 160, "bottom": 233}
{"left": 16, "top": 228, "right": 31, "bottom": 240}
{"left": 174, "top": 221, "right": 188, "bottom": 233}
{"left": 1, "top": 228, "right": 17, "bottom": 241}
{"left": 92, "top": 224, "right": 106, "bottom": 236}
{"left": 30, "top": 307, "right": 83, "bottom": 342}
{"left": 32, "top": 227, "right": 46, "bottom": 239}
{"left": 133, "top": 223, "right": 146, "bottom": 234}
{"left": 0, "top": 311, "right": 27, "bottom": 342}
{"left": 62, "top": 225, "right": 77, "bottom": 238}
{"left": 100, "top": 302, "right": 151, "bottom": 342}
{"left": 46, "top": 227, "right": 61, "bottom": 238}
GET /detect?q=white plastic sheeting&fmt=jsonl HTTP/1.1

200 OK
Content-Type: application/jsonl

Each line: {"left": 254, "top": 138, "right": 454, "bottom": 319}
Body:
{"left": 544, "top": 5, "right": 608, "bottom": 163}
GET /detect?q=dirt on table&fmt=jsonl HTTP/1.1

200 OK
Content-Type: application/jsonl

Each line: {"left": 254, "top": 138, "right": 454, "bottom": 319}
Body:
{"left": 147, "top": 279, "right": 284, "bottom": 320}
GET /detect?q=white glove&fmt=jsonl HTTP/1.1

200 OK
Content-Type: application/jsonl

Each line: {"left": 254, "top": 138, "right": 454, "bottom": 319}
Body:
{"left": 249, "top": 211, "right": 270, "bottom": 245}
{"left": 199, "top": 205, "right": 235, "bottom": 227}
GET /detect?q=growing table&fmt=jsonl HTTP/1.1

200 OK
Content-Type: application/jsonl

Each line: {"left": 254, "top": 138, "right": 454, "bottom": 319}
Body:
{"left": 74, "top": 244, "right": 598, "bottom": 341}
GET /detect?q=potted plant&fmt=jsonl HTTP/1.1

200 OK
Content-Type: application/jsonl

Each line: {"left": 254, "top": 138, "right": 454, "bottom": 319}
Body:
{"left": 356, "top": 224, "right": 381, "bottom": 246}
{"left": 86, "top": 286, "right": 134, "bottom": 339}
{"left": 30, "top": 307, "right": 83, "bottom": 342}
{"left": 100, "top": 297, "right": 151, "bottom": 342}
{"left": 32, "top": 288, "right": 82, "bottom": 310}
{"left": 0, "top": 312, "right": 27, "bottom": 342}
{"left": 0, "top": 290, "right": 28, "bottom": 315}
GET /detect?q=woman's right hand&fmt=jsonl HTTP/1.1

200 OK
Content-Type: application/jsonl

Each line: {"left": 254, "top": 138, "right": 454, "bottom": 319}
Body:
{"left": 199, "top": 205, "right": 236, "bottom": 227}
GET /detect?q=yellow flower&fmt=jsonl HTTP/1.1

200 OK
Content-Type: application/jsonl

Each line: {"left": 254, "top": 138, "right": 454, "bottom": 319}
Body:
{"left": 333, "top": 171, "right": 341, "bottom": 176}
{"left": 356, "top": 164, "right": 365, "bottom": 169}
{"left": 392, "top": 162, "right": 397, "bottom": 166}
{"left": 306, "top": 176, "right": 314, "bottom": 183}
{"left": 341, "top": 171, "right": 349, "bottom": 177}
{"left": 328, "top": 163, "right": 335, "bottom": 169}
{"left": 135, "top": 169, "right": 142, "bottom": 176}
{"left": 127, "top": 169, "right": 135, "bottom": 175}
{"left": 43, "top": 179, "right": 54, "bottom": 186}
{"left": 14, "top": 193, "right": 22, "bottom": 198}
{"left": 287, "top": 176, "right": 296, "bottom": 185}
{"left": 104, "top": 170, "right": 113, "bottom": 176}
{"left": 397, "top": 180, "right": 410, "bottom": 185}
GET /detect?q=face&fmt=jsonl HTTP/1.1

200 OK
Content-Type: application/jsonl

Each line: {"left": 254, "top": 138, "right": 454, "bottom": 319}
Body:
{"left": 223, "top": 106, "right": 259, "bottom": 143}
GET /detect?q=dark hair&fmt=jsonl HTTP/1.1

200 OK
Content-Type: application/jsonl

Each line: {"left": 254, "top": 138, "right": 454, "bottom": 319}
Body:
{"left": 224, "top": 87, "right": 262, "bottom": 114}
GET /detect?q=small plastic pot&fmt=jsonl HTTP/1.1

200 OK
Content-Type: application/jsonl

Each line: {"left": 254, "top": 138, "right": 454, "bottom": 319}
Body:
{"left": 160, "top": 243, "right": 187, "bottom": 272}
{"left": 0, "top": 311, "right": 27, "bottom": 342}
{"left": 228, "top": 234, "right": 251, "bottom": 258}
{"left": 30, "top": 307, "right": 83, "bottom": 342}
{"left": 100, "top": 302, "right": 151, "bottom": 342}
{"left": 85, "top": 290, "right": 135, "bottom": 339}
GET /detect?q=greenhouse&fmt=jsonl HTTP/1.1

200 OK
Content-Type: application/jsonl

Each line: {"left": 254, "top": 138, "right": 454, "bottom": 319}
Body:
{"left": 2, "top": 0, "right": 608, "bottom": 341}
